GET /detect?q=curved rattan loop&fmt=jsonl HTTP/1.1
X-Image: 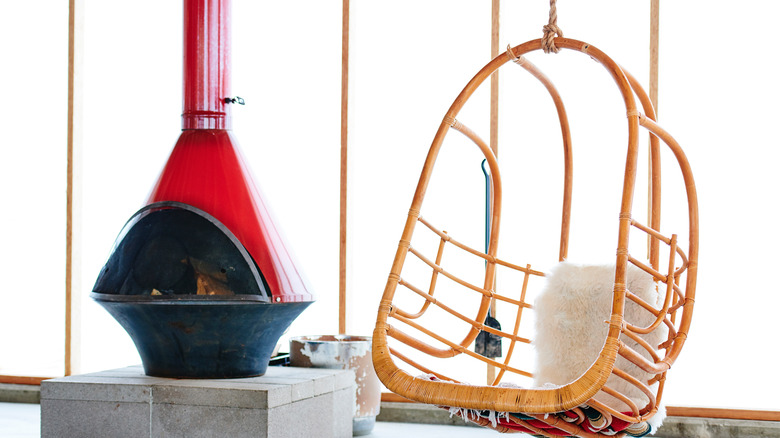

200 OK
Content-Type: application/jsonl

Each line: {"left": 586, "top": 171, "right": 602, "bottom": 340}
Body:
{"left": 506, "top": 51, "right": 573, "bottom": 261}
{"left": 373, "top": 36, "right": 698, "bottom": 427}
{"left": 621, "top": 68, "right": 663, "bottom": 269}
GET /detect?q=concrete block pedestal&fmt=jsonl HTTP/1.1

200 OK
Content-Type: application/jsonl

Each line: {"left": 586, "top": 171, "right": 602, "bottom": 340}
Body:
{"left": 41, "top": 365, "right": 355, "bottom": 438}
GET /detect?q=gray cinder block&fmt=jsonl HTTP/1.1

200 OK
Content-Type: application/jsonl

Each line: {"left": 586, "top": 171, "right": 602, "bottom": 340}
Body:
{"left": 41, "top": 366, "right": 354, "bottom": 438}
{"left": 41, "top": 399, "right": 150, "bottom": 438}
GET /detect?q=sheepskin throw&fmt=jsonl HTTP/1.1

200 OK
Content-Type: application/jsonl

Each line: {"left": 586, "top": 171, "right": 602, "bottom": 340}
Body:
{"left": 534, "top": 261, "right": 667, "bottom": 429}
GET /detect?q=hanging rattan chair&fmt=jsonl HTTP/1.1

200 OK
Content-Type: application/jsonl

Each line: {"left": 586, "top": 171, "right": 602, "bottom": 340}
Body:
{"left": 372, "top": 37, "right": 698, "bottom": 437}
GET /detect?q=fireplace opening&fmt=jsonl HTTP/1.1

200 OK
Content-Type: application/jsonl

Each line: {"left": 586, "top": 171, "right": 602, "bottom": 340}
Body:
{"left": 93, "top": 202, "right": 269, "bottom": 299}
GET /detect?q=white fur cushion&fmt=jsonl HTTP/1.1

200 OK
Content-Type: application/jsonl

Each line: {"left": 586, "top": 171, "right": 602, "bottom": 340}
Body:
{"left": 533, "top": 261, "right": 667, "bottom": 428}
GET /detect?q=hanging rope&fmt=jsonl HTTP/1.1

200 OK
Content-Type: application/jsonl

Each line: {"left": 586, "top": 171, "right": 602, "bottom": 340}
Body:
{"left": 542, "top": 0, "right": 563, "bottom": 54}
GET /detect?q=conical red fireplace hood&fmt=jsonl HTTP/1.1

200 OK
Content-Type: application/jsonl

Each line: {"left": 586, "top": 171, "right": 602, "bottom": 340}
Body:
{"left": 146, "top": 0, "right": 313, "bottom": 303}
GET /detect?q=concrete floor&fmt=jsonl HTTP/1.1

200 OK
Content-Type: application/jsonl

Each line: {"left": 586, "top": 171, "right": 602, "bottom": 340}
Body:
{"left": 0, "top": 402, "right": 497, "bottom": 438}
{"left": 0, "top": 403, "right": 40, "bottom": 438}
{"left": 370, "top": 421, "right": 496, "bottom": 437}
{"left": 8, "top": 401, "right": 780, "bottom": 438}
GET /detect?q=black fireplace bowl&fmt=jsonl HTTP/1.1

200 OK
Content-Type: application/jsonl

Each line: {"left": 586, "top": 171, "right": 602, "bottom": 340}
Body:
{"left": 91, "top": 295, "right": 309, "bottom": 378}
{"left": 91, "top": 202, "right": 311, "bottom": 378}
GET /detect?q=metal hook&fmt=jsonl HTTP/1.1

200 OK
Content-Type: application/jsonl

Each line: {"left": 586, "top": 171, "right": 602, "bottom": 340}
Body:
{"left": 224, "top": 96, "right": 245, "bottom": 105}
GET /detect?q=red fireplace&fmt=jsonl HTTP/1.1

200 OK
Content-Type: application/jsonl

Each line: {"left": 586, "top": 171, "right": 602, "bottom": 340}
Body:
{"left": 91, "top": 0, "right": 314, "bottom": 378}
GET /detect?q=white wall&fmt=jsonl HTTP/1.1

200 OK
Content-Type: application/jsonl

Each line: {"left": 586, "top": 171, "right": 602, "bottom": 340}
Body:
{"left": 0, "top": 1, "right": 68, "bottom": 377}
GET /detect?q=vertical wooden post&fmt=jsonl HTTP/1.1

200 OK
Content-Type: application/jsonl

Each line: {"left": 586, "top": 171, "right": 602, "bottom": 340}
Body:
{"left": 66, "top": 0, "right": 84, "bottom": 376}
{"left": 647, "top": 0, "right": 660, "bottom": 261}
{"left": 487, "top": 0, "right": 500, "bottom": 385}
{"left": 490, "top": 0, "right": 500, "bottom": 159}
{"left": 339, "top": 0, "right": 350, "bottom": 335}
{"left": 649, "top": 0, "right": 660, "bottom": 112}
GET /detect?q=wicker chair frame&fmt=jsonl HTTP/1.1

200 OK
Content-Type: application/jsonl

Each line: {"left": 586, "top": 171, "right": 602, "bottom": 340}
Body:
{"left": 372, "top": 37, "right": 698, "bottom": 435}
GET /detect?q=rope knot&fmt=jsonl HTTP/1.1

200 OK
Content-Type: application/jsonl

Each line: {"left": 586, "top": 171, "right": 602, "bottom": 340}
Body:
{"left": 541, "top": 0, "right": 563, "bottom": 54}
{"left": 542, "top": 23, "right": 563, "bottom": 54}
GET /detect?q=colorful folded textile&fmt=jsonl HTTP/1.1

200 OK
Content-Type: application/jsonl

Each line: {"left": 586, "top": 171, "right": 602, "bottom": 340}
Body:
{"left": 446, "top": 406, "right": 654, "bottom": 436}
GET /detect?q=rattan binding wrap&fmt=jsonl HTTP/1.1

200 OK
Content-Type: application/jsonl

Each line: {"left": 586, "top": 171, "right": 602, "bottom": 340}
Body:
{"left": 372, "top": 38, "right": 698, "bottom": 435}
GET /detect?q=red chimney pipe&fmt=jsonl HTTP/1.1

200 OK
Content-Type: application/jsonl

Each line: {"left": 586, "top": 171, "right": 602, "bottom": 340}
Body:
{"left": 146, "top": 0, "right": 313, "bottom": 303}
{"left": 181, "top": 0, "right": 231, "bottom": 130}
